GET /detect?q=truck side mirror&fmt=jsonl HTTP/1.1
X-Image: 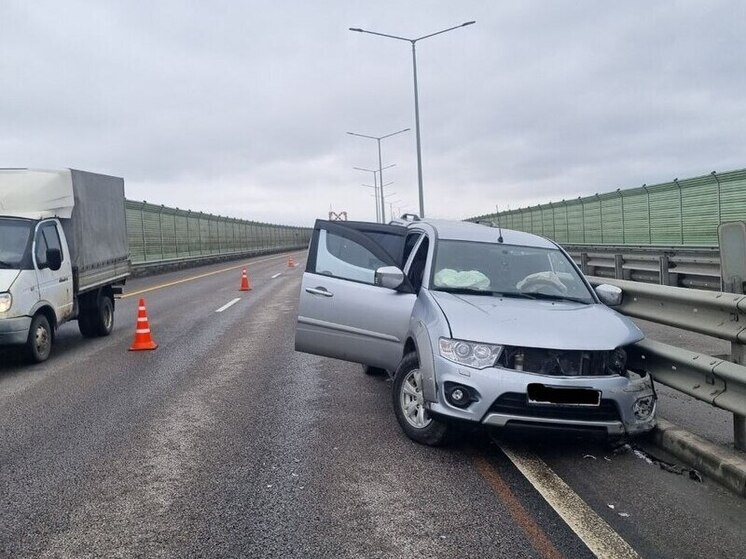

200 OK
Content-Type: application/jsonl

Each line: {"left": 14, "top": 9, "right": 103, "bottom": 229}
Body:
{"left": 46, "top": 248, "right": 62, "bottom": 271}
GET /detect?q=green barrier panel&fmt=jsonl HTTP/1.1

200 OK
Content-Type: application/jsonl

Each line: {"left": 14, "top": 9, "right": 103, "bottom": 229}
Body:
{"left": 472, "top": 168, "right": 746, "bottom": 247}
{"left": 125, "top": 200, "right": 312, "bottom": 264}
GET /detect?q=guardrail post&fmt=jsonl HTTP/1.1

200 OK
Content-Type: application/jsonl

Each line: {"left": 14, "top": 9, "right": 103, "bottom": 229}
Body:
{"left": 139, "top": 202, "right": 147, "bottom": 262}
{"left": 158, "top": 205, "right": 165, "bottom": 260}
{"left": 730, "top": 343, "right": 746, "bottom": 450}
{"left": 614, "top": 254, "right": 624, "bottom": 279}
{"left": 580, "top": 252, "right": 589, "bottom": 275}
{"left": 659, "top": 255, "right": 670, "bottom": 286}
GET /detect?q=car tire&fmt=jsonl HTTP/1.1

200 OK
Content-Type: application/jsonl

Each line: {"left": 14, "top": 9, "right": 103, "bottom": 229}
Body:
{"left": 26, "top": 314, "right": 52, "bottom": 363}
{"left": 392, "top": 352, "right": 450, "bottom": 446}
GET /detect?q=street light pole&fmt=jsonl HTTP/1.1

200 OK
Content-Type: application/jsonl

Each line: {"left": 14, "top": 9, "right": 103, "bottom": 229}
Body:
{"left": 354, "top": 164, "right": 395, "bottom": 223}
{"left": 348, "top": 129, "right": 409, "bottom": 223}
{"left": 350, "top": 21, "right": 475, "bottom": 218}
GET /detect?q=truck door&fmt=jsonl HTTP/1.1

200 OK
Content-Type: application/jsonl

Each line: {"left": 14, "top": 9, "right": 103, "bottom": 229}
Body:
{"left": 33, "top": 220, "right": 73, "bottom": 323}
{"left": 295, "top": 220, "right": 416, "bottom": 371}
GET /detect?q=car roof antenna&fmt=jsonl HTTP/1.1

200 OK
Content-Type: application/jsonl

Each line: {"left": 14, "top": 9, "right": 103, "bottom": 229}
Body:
{"left": 495, "top": 204, "right": 504, "bottom": 243}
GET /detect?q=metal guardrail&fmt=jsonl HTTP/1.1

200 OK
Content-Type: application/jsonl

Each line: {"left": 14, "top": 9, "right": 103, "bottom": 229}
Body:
{"left": 588, "top": 276, "right": 746, "bottom": 450}
{"left": 568, "top": 245, "right": 721, "bottom": 290}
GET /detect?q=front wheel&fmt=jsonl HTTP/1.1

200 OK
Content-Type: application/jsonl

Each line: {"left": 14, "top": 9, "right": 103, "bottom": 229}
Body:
{"left": 392, "top": 353, "right": 451, "bottom": 446}
{"left": 26, "top": 314, "right": 52, "bottom": 363}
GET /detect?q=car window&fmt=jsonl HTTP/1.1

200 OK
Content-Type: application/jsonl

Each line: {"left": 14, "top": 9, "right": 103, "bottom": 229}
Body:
{"left": 34, "top": 222, "right": 64, "bottom": 269}
{"left": 34, "top": 227, "right": 49, "bottom": 267}
{"left": 402, "top": 232, "right": 422, "bottom": 267}
{"left": 41, "top": 223, "right": 63, "bottom": 258}
{"left": 431, "top": 240, "right": 593, "bottom": 302}
{"left": 0, "top": 218, "right": 34, "bottom": 269}
{"left": 407, "top": 236, "right": 429, "bottom": 292}
{"left": 314, "top": 229, "right": 387, "bottom": 284}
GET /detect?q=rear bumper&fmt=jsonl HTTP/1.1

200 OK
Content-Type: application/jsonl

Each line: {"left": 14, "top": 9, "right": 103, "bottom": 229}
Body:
{"left": 0, "top": 316, "right": 31, "bottom": 345}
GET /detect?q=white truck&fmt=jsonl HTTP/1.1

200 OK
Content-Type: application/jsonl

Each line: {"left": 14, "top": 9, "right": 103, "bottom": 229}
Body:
{"left": 0, "top": 169, "right": 130, "bottom": 362}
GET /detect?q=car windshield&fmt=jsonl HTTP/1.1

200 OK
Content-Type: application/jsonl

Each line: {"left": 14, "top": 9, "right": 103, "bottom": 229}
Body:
{"left": 0, "top": 218, "right": 34, "bottom": 269}
{"left": 430, "top": 239, "right": 594, "bottom": 304}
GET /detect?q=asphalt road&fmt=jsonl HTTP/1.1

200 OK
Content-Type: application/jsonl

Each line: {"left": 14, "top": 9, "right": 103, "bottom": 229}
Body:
{"left": 1, "top": 252, "right": 745, "bottom": 558}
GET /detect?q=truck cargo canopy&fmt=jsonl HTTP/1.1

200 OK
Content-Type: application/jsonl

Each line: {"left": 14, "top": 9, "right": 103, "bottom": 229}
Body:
{"left": 0, "top": 169, "right": 75, "bottom": 219}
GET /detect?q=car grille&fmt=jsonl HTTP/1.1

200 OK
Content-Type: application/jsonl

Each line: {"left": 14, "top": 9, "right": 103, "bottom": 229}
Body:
{"left": 488, "top": 392, "right": 621, "bottom": 422}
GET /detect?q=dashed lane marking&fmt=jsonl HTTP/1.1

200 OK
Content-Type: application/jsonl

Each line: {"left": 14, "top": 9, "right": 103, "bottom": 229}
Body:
{"left": 123, "top": 253, "right": 298, "bottom": 299}
{"left": 497, "top": 441, "right": 640, "bottom": 559}
{"left": 271, "top": 273, "right": 282, "bottom": 279}
{"left": 215, "top": 298, "right": 241, "bottom": 313}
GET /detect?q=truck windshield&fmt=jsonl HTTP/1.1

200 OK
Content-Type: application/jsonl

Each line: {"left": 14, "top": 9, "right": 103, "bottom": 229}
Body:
{"left": 431, "top": 240, "right": 594, "bottom": 304}
{"left": 0, "top": 218, "right": 34, "bottom": 269}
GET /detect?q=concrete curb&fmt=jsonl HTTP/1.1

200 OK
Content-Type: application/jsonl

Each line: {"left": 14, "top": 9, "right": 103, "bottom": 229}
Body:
{"left": 649, "top": 418, "right": 746, "bottom": 497}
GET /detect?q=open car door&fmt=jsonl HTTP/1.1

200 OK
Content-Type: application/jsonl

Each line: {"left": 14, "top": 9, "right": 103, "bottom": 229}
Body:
{"left": 295, "top": 220, "right": 416, "bottom": 371}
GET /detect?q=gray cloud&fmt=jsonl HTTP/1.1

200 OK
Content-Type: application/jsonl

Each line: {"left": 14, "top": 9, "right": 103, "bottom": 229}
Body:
{"left": 2, "top": 0, "right": 744, "bottom": 225}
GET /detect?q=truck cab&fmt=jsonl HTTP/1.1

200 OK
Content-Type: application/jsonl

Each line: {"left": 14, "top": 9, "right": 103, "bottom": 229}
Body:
{"left": 0, "top": 216, "right": 74, "bottom": 360}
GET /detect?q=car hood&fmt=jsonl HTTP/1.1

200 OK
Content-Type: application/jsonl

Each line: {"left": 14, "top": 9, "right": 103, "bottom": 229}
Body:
{"left": 0, "top": 269, "right": 20, "bottom": 292}
{"left": 430, "top": 291, "right": 644, "bottom": 350}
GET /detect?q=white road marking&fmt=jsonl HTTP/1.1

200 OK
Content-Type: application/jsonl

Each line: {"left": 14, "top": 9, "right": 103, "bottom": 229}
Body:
{"left": 271, "top": 272, "right": 282, "bottom": 279}
{"left": 215, "top": 298, "right": 241, "bottom": 313}
{"left": 498, "top": 442, "right": 639, "bottom": 559}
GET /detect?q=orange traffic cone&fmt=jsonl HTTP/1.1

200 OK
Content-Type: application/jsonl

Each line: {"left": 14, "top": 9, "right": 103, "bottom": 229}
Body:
{"left": 288, "top": 256, "right": 296, "bottom": 268}
{"left": 129, "top": 298, "right": 158, "bottom": 351}
{"left": 239, "top": 268, "right": 252, "bottom": 291}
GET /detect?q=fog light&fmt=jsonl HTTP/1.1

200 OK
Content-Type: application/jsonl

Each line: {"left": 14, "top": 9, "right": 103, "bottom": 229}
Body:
{"left": 445, "top": 383, "right": 474, "bottom": 408}
{"left": 633, "top": 396, "right": 655, "bottom": 420}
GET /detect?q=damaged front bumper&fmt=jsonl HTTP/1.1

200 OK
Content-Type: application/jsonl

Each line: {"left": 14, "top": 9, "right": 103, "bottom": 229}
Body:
{"left": 427, "top": 354, "right": 657, "bottom": 436}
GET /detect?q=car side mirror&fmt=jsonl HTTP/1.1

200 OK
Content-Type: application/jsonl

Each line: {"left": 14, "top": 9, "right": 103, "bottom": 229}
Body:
{"left": 595, "top": 284, "right": 622, "bottom": 306}
{"left": 46, "top": 248, "right": 62, "bottom": 271}
{"left": 375, "top": 266, "right": 405, "bottom": 290}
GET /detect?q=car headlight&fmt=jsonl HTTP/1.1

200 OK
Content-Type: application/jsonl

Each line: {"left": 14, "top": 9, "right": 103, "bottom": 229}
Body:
{"left": 0, "top": 293, "right": 11, "bottom": 313}
{"left": 439, "top": 338, "right": 503, "bottom": 369}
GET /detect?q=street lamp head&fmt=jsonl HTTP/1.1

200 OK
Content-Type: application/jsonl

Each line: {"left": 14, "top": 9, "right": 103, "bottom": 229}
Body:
{"left": 462, "top": 21, "right": 476, "bottom": 27}
{"left": 349, "top": 27, "right": 364, "bottom": 32}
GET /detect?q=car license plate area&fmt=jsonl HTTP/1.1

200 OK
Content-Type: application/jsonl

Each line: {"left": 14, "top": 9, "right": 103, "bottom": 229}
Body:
{"left": 527, "top": 384, "right": 601, "bottom": 407}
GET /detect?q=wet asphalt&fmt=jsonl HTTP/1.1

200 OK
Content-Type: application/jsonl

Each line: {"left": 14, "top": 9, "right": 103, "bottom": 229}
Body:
{"left": 0, "top": 253, "right": 744, "bottom": 558}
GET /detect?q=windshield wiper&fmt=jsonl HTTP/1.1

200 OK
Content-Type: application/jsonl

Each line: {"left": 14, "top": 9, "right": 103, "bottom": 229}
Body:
{"left": 519, "top": 292, "right": 591, "bottom": 304}
{"left": 0, "top": 260, "right": 15, "bottom": 269}
{"left": 494, "top": 291, "right": 536, "bottom": 300}
{"left": 434, "top": 287, "right": 499, "bottom": 296}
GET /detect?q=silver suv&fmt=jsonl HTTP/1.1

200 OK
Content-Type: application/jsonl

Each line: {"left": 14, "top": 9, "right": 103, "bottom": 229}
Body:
{"left": 295, "top": 217, "right": 656, "bottom": 445}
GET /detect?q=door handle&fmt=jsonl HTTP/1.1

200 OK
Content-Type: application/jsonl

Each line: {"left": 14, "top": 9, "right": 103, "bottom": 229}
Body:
{"left": 305, "top": 286, "right": 333, "bottom": 297}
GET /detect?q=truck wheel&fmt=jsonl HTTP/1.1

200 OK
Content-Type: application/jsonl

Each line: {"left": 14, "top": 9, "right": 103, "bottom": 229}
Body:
{"left": 95, "top": 295, "right": 115, "bottom": 336}
{"left": 27, "top": 314, "right": 52, "bottom": 363}
{"left": 392, "top": 353, "right": 450, "bottom": 446}
{"left": 78, "top": 295, "right": 114, "bottom": 338}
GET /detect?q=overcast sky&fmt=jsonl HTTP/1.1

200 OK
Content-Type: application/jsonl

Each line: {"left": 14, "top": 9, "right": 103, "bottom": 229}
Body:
{"left": 2, "top": 1, "right": 745, "bottom": 225}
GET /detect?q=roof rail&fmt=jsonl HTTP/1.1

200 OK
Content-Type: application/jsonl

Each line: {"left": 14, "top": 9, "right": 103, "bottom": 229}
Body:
{"left": 400, "top": 213, "right": 421, "bottom": 222}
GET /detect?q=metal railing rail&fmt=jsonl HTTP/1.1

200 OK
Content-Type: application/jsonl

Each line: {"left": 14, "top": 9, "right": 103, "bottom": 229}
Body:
{"left": 588, "top": 276, "right": 746, "bottom": 449}
{"left": 568, "top": 245, "right": 721, "bottom": 290}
